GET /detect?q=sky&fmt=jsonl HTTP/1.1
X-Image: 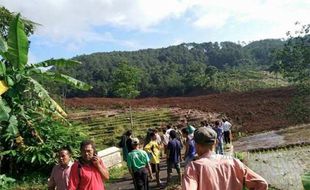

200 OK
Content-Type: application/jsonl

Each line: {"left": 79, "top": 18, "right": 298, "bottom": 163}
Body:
{"left": 0, "top": 0, "right": 309, "bottom": 63}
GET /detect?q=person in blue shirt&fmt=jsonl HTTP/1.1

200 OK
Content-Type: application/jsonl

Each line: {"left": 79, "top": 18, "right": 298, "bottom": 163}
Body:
{"left": 214, "top": 120, "right": 224, "bottom": 155}
{"left": 166, "top": 130, "right": 182, "bottom": 185}
{"left": 181, "top": 128, "right": 196, "bottom": 166}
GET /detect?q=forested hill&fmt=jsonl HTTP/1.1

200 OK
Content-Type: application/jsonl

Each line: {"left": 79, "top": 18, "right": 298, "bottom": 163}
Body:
{"left": 54, "top": 39, "right": 285, "bottom": 97}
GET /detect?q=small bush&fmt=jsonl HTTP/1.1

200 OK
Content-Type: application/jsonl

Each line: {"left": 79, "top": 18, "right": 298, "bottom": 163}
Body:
{"left": 302, "top": 172, "right": 310, "bottom": 190}
{"left": 0, "top": 174, "right": 15, "bottom": 189}
{"left": 287, "top": 95, "right": 310, "bottom": 124}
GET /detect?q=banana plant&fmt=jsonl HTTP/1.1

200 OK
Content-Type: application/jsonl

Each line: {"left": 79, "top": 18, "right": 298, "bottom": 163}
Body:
{"left": 0, "top": 14, "right": 91, "bottom": 147}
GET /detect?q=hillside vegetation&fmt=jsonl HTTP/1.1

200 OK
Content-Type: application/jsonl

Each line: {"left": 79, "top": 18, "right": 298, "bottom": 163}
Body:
{"left": 49, "top": 39, "right": 287, "bottom": 97}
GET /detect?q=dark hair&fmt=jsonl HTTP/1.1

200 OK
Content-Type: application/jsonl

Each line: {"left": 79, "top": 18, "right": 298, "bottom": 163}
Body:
{"left": 125, "top": 130, "right": 132, "bottom": 136}
{"left": 80, "top": 140, "right": 97, "bottom": 153}
{"left": 167, "top": 125, "right": 172, "bottom": 129}
{"left": 170, "top": 130, "right": 177, "bottom": 139}
{"left": 163, "top": 129, "right": 167, "bottom": 133}
{"left": 59, "top": 146, "right": 72, "bottom": 155}
{"left": 215, "top": 120, "right": 220, "bottom": 126}
{"left": 149, "top": 132, "right": 156, "bottom": 138}
{"left": 181, "top": 127, "right": 189, "bottom": 135}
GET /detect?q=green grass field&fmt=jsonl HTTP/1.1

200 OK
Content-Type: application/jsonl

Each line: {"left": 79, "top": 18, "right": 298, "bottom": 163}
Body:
{"left": 212, "top": 70, "right": 289, "bottom": 92}
{"left": 70, "top": 108, "right": 177, "bottom": 149}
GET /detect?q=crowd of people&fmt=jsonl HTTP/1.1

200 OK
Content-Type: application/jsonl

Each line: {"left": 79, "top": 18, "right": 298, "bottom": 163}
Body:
{"left": 47, "top": 119, "right": 267, "bottom": 190}
{"left": 120, "top": 119, "right": 268, "bottom": 190}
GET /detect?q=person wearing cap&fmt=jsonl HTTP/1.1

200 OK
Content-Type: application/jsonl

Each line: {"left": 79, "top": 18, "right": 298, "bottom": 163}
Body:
{"left": 127, "top": 138, "right": 154, "bottom": 190}
{"left": 182, "top": 127, "right": 268, "bottom": 190}
{"left": 187, "top": 125, "right": 196, "bottom": 139}
{"left": 181, "top": 127, "right": 196, "bottom": 167}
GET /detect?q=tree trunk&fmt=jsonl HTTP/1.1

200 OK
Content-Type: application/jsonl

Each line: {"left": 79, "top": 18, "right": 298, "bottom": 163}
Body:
{"left": 129, "top": 105, "right": 134, "bottom": 129}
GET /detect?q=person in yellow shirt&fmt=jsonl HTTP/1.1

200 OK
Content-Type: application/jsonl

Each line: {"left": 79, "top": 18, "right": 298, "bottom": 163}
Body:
{"left": 144, "top": 131, "right": 162, "bottom": 187}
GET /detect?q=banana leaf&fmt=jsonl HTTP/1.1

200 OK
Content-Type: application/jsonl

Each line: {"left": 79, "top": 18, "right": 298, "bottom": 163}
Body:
{"left": 0, "top": 62, "right": 6, "bottom": 77}
{"left": 0, "top": 96, "right": 11, "bottom": 121}
{"left": 7, "top": 14, "right": 28, "bottom": 70}
{"left": 6, "top": 115, "right": 18, "bottom": 137}
{"left": 37, "top": 71, "right": 92, "bottom": 91}
{"left": 27, "top": 77, "right": 67, "bottom": 117}
{"left": 26, "top": 58, "right": 81, "bottom": 69}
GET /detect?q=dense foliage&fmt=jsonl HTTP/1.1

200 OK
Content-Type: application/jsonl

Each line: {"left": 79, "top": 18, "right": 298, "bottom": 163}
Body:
{"left": 112, "top": 63, "right": 141, "bottom": 98}
{"left": 0, "top": 6, "right": 35, "bottom": 39}
{"left": 0, "top": 14, "right": 89, "bottom": 179}
{"left": 53, "top": 39, "right": 285, "bottom": 97}
{"left": 276, "top": 24, "right": 310, "bottom": 123}
{"left": 276, "top": 24, "right": 310, "bottom": 86}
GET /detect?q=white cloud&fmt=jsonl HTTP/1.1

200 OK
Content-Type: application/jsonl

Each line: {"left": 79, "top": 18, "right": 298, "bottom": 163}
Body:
{"left": 0, "top": 0, "right": 309, "bottom": 49}
{"left": 0, "top": 0, "right": 192, "bottom": 43}
{"left": 189, "top": 0, "right": 310, "bottom": 38}
{"left": 193, "top": 13, "right": 229, "bottom": 29}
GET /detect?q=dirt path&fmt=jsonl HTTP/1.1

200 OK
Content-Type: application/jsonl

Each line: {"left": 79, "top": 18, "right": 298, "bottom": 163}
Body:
{"left": 108, "top": 123, "right": 310, "bottom": 189}
{"left": 107, "top": 145, "right": 234, "bottom": 190}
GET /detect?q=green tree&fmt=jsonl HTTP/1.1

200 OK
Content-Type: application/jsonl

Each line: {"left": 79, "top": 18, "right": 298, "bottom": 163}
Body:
{"left": 0, "top": 6, "right": 36, "bottom": 39}
{"left": 277, "top": 23, "right": 310, "bottom": 122}
{"left": 112, "top": 62, "right": 141, "bottom": 99}
{"left": 112, "top": 63, "right": 141, "bottom": 128}
{"left": 277, "top": 24, "right": 310, "bottom": 86}
{"left": 0, "top": 14, "right": 90, "bottom": 176}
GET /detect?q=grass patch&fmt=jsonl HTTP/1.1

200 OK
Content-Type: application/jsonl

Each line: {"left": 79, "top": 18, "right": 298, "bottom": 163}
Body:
{"left": 10, "top": 172, "right": 48, "bottom": 190}
{"left": 108, "top": 165, "right": 128, "bottom": 182}
{"left": 212, "top": 70, "right": 289, "bottom": 92}
{"left": 71, "top": 108, "right": 176, "bottom": 149}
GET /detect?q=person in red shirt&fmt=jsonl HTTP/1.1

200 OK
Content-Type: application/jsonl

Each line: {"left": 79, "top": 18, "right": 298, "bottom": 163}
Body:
{"left": 182, "top": 127, "right": 268, "bottom": 190}
{"left": 68, "top": 140, "right": 109, "bottom": 190}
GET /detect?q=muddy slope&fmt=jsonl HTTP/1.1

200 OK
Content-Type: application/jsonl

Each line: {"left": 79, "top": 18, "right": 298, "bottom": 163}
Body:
{"left": 66, "top": 87, "right": 296, "bottom": 133}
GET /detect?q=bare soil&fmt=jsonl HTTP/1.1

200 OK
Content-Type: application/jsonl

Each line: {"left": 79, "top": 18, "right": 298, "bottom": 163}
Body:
{"left": 66, "top": 87, "right": 296, "bottom": 134}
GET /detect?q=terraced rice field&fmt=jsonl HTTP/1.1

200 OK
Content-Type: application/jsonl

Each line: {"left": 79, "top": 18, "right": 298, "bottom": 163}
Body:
{"left": 69, "top": 108, "right": 178, "bottom": 149}
{"left": 247, "top": 145, "right": 310, "bottom": 190}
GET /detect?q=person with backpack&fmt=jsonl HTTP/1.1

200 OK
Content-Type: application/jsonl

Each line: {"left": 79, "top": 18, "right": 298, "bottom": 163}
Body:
{"left": 68, "top": 140, "right": 109, "bottom": 190}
